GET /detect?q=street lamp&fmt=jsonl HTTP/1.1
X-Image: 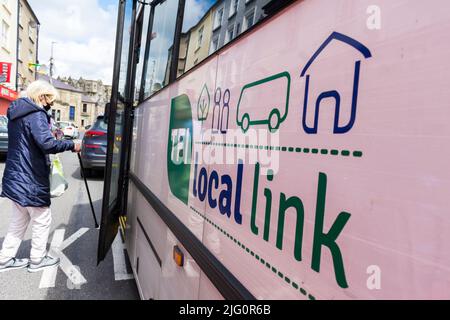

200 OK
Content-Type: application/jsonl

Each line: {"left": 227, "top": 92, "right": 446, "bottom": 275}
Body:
{"left": 50, "top": 41, "right": 57, "bottom": 83}
{"left": 28, "top": 20, "right": 40, "bottom": 80}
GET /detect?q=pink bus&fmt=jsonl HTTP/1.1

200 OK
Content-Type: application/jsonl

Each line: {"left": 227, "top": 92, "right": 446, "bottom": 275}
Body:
{"left": 98, "top": 0, "right": 450, "bottom": 299}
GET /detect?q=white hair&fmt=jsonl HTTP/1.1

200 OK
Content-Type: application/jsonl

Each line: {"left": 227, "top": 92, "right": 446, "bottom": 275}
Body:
{"left": 25, "top": 80, "right": 59, "bottom": 106}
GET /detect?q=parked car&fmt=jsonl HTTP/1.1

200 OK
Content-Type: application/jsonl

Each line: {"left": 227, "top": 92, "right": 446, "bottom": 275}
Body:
{"left": 57, "top": 121, "right": 79, "bottom": 139}
{"left": 80, "top": 115, "right": 107, "bottom": 177}
{"left": 50, "top": 118, "right": 64, "bottom": 140}
{"left": 0, "top": 115, "right": 8, "bottom": 155}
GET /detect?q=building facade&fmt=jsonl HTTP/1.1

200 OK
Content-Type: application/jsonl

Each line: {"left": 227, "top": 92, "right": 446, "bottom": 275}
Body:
{"left": 38, "top": 74, "right": 86, "bottom": 128}
{"left": 184, "top": 8, "right": 214, "bottom": 72}
{"left": 210, "top": 0, "right": 271, "bottom": 51}
{"left": 81, "top": 94, "right": 99, "bottom": 128}
{"left": 16, "top": 0, "right": 39, "bottom": 92}
{"left": 175, "top": 0, "right": 271, "bottom": 76}
{"left": 0, "top": 0, "right": 39, "bottom": 115}
{"left": 59, "top": 76, "right": 111, "bottom": 113}
{"left": 47, "top": 76, "right": 110, "bottom": 128}
{"left": 0, "top": 0, "right": 18, "bottom": 91}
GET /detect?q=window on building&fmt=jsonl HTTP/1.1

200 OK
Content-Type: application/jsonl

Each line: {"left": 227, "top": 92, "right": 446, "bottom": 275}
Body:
{"left": 209, "top": 37, "right": 219, "bottom": 54}
{"left": 225, "top": 24, "right": 234, "bottom": 44}
{"left": 56, "top": 110, "right": 61, "bottom": 122}
{"left": 229, "top": 0, "right": 239, "bottom": 18}
{"left": 176, "top": 0, "right": 215, "bottom": 76}
{"left": 28, "top": 50, "right": 33, "bottom": 67}
{"left": 197, "top": 26, "right": 204, "bottom": 49}
{"left": 143, "top": 0, "right": 179, "bottom": 98}
{"left": 83, "top": 103, "right": 87, "bottom": 113}
{"left": 18, "top": 38, "right": 22, "bottom": 60}
{"left": 1, "top": 20, "right": 9, "bottom": 47}
{"left": 213, "top": 7, "right": 224, "bottom": 30}
{"left": 28, "top": 24, "right": 33, "bottom": 39}
{"left": 243, "top": 9, "right": 255, "bottom": 31}
{"left": 18, "top": 3, "right": 23, "bottom": 24}
{"left": 69, "top": 106, "right": 75, "bottom": 121}
{"left": 81, "top": 119, "right": 85, "bottom": 126}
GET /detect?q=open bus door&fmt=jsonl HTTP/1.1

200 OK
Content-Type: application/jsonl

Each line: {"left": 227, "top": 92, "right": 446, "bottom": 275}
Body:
{"left": 97, "top": 0, "right": 143, "bottom": 263}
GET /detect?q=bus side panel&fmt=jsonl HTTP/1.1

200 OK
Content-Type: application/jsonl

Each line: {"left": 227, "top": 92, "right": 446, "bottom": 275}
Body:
{"left": 158, "top": 231, "right": 202, "bottom": 300}
{"left": 129, "top": 0, "right": 450, "bottom": 299}
{"left": 198, "top": 271, "right": 225, "bottom": 300}
{"left": 135, "top": 214, "right": 162, "bottom": 300}
{"left": 129, "top": 58, "right": 219, "bottom": 299}
{"left": 125, "top": 105, "right": 145, "bottom": 268}
{"left": 198, "top": 0, "right": 450, "bottom": 299}
{"left": 125, "top": 184, "right": 138, "bottom": 273}
{"left": 132, "top": 91, "right": 170, "bottom": 201}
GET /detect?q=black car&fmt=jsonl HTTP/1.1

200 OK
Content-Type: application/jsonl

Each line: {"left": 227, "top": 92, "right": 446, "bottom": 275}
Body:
{"left": 80, "top": 115, "right": 107, "bottom": 176}
{"left": 0, "top": 115, "right": 8, "bottom": 155}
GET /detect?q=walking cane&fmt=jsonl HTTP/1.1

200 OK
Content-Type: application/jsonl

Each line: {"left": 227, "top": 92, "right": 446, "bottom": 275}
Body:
{"left": 77, "top": 153, "right": 100, "bottom": 229}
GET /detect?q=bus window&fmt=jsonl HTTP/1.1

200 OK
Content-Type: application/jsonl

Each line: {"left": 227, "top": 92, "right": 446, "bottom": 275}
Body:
{"left": 117, "top": 1, "right": 133, "bottom": 101}
{"left": 108, "top": 0, "right": 134, "bottom": 208}
{"left": 134, "top": 4, "right": 149, "bottom": 104}
{"left": 142, "top": 0, "right": 179, "bottom": 98}
{"left": 176, "top": 0, "right": 274, "bottom": 77}
{"left": 177, "top": 0, "right": 216, "bottom": 75}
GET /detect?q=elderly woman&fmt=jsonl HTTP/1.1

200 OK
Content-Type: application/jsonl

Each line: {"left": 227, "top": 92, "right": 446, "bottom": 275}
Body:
{"left": 0, "top": 80, "right": 81, "bottom": 273}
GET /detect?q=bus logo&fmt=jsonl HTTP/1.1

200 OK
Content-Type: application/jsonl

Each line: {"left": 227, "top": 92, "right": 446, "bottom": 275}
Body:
{"left": 167, "top": 94, "right": 193, "bottom": 205}
{"left": 236, "top": 72, "right": 291, "bottom": 133}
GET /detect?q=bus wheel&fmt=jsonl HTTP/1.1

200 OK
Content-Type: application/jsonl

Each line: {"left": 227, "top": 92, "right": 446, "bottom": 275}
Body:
{"left": 268, "top": 109, "right": 280, "bottom": 132}
{"left": 241, "top": 114, "right": 250, "bottom": 133}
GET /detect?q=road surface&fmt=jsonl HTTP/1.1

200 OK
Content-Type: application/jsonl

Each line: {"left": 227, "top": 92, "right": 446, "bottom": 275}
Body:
{"left": 0, "top": 147, "right": 139, "bottom": 300}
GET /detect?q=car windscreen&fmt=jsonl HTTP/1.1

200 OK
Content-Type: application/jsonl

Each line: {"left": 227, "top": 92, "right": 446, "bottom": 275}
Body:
{"left": 91, "top": 118, "right": 108, "bottom": 132}
{"left": 58, "top": 122, "right": 69, "bottom": 129}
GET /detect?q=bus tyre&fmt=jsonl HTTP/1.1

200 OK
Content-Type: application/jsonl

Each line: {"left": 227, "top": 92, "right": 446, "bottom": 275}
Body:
{"left": 241, "top": 114, "right": 250, "bottom": 133}
{"left": 268, "top": 109, "right": 280, "bottom": 132}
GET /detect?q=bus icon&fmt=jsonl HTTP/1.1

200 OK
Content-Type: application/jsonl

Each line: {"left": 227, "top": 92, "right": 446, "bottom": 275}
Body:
{"left": 236, "top": 72, "right": 291, "bottom": 133}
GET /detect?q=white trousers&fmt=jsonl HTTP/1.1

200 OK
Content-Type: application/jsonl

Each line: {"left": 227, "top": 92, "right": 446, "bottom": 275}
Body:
{"left": 0, "top": 201, "right": 51, "bottom": 264}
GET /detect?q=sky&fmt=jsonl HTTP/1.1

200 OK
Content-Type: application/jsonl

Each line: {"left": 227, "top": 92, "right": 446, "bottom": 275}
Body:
{"left": 27, "top": 0, "right": 216, "bottom": 85}
{"left": 28, "top": 0, "right": 118, "bottom": 84}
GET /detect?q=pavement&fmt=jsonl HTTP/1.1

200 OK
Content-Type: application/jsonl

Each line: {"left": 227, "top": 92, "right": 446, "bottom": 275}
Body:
{"left": 0, "top": 142, "right": 140, "bottom": 300}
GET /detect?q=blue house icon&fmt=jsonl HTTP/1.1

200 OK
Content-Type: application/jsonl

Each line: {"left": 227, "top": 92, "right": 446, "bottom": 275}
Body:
{"left": 300, "top": 32, "right": 372, "bottom": 134}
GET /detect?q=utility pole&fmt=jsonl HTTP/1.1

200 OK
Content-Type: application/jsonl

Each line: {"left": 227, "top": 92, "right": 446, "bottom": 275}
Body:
{"left": 49, "top": 41, "right": 57, "bottom": 83}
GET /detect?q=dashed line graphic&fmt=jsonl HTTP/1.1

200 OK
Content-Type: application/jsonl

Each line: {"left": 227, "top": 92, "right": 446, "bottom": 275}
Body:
{"left": 196, "top": 141, "right": 363, "bottom": 158}
{"left": 190, "top": 206, "right": 316, "bottom": 300}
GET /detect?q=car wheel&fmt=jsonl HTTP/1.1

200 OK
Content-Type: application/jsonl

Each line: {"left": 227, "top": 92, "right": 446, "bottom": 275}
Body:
{"left": 80, "top": 167, "right": 92, "bottom": 178}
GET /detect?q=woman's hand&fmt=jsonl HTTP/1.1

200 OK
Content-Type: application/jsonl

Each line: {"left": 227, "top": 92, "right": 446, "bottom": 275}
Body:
{"left": 72, "top": 142, "right": 82, "bottom": 153}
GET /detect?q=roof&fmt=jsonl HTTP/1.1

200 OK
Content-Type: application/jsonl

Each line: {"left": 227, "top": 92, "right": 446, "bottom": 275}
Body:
{"left": 22, "top": 0, "right": 40, "bottom": 25}
{"left": 300, "top": 32, "right": 372, "bottom": 77}
{"left": 38, "top": 74, "right": 84, "bottom": 93}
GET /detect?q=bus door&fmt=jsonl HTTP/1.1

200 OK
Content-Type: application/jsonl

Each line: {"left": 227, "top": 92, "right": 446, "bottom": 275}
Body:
{"left": 98, "top": 0, "right": 144, "bottom": 263}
